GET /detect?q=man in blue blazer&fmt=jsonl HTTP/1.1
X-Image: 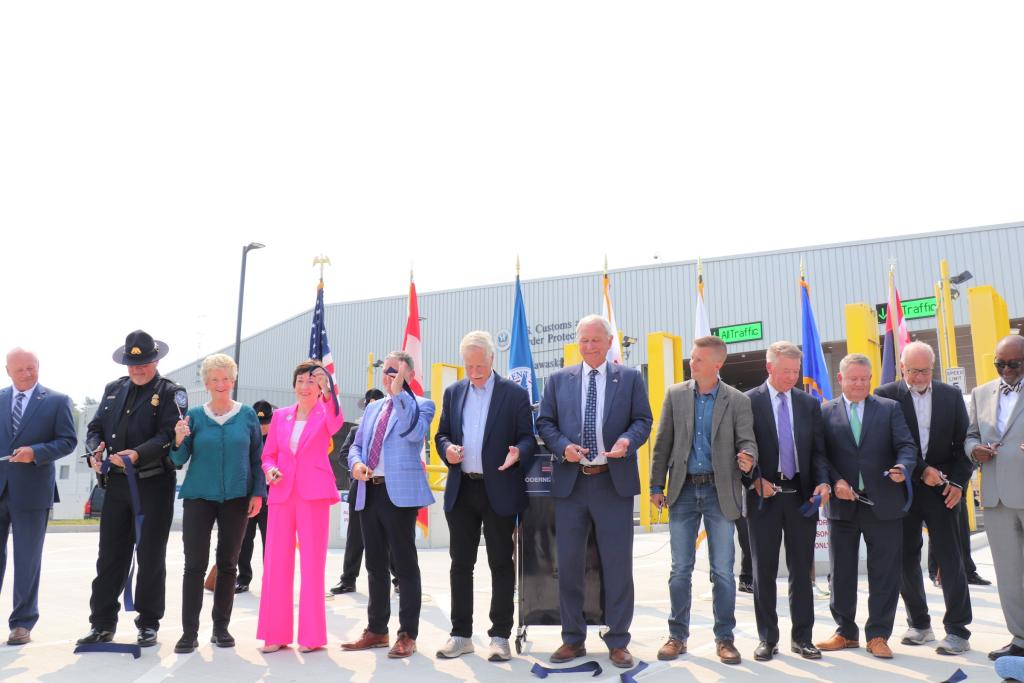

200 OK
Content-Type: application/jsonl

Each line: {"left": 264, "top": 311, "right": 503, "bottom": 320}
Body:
{"left": 816, "top": 353, "right": 917, "bottom": 659}
{"left": 343, "top": 351, "right": 435, "bottom": 659}
{"left": 537, "top": 315, "right": 652, "bottom": 669}
{"left": 434, "top": 331, "right": 535, "bottom": 662}
{"left": 0, "top": 349, "right": 77, "bottom": 645}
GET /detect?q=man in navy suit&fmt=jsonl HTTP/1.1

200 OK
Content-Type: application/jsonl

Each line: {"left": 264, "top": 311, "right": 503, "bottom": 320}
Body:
{"left": 0, "top": 348, "right": 77, "bottom": 645}
{"left": 537, "top": 315, "right": 652, "bottom": 669}
{"left": 816, "top": 353, "right": 917, "bottom": 659}
{"left": 744, "top": 341, "right": 831, "bottom": 661}
{"left": 434, "top": 330, "right": 535, "bottom": 662}
{"left": 875, "top": 341, "right": 973, "bottom": 655}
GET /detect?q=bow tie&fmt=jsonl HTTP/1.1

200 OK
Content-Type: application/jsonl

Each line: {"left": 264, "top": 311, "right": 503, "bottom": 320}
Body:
{"left": 1001, "top": 380, "right": 1022, "bottom": 396}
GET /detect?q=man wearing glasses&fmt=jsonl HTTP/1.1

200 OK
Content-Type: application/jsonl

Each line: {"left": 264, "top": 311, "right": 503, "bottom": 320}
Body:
{"left": 966, "top": 334, "right": 1024, "bottom": 661}
{"left": 876, "top": 341, "right": 973, "bottom": 655}
{"left": 816, "top": 354, "right": 917, "bottom": 659}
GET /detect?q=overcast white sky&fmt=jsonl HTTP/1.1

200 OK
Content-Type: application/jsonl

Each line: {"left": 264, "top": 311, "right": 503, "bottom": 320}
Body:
{"left": 2, "top": 1, "right": 1022, "bottom": 403}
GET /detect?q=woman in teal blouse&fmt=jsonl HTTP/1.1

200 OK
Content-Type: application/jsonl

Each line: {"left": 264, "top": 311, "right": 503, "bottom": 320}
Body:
{"left": 170, "top": 353, "right": 266, "bottom": 653}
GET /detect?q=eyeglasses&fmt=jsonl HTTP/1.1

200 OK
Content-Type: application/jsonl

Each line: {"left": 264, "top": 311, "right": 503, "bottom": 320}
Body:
{"left": 994, "top": 359, "right": 1024, "bottom": 371}
{"left": 904, "top": 367, "right": 933, "bottom": 376}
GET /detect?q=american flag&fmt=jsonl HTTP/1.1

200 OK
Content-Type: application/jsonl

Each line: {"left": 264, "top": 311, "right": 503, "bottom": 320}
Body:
{"left": 309, "top": 281, "right": 338, "bottom": 394}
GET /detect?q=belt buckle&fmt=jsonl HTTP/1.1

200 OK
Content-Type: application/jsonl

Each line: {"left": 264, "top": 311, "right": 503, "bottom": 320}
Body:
{"left": 581, "top": 464, "right": 595, "bottom": 475}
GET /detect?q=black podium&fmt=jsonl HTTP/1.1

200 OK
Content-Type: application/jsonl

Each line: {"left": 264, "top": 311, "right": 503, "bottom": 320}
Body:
{"left": 515, "top": 445, "right": 605, "bottom": 654}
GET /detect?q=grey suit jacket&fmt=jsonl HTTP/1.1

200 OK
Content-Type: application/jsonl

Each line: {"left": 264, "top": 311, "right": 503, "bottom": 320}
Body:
{"left": 649, "top": 379, "right": 757, "bottom": 520}
{"left": 966, "top": 379, "right": 1024, "bottom": 509}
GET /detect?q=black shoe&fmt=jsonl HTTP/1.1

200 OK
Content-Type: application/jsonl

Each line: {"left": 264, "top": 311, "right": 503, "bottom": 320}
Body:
{"left": 211, "top": 629, "right": 235, "bottom": 648}
{"left": 174, "top": 634, "right": 198, "bottom": 653}
{"left": 791, "top": 642, "right": 822, "bottom": 659}
{"left": 330, "top": 581, "right": 356, "bottom": 595}
{"left": 137, "top": 627, "right": 158, "bottom": 647}
{"left": 393, "top": 583, "right": 401, "bottom": 595}
{"left": 754, "top": 642, "right": 778, "bottom": 661}
{"left": 738, "top": 580, "right": 754, "bottom": 594}
{"left": 234, "top": 583, "right": 249, "bottom": 594}
{"left": 76, "top": 628, "right": 115, "bottom": 645}
{"left": 967, "top": 572, "right": 992, "bottom": 586}
{"left": 989, "top": 643, "right": 1024, "bottom": 660}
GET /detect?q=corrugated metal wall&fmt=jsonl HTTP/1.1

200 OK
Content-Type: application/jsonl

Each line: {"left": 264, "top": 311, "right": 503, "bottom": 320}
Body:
{"left": 166, "top": 222, "right": 1024, "bottom": 409}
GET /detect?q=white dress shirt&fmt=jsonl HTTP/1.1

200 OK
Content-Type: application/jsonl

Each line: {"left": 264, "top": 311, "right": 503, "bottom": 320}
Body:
{"left": 9, "top": 383, "right": 37, "bottom": 421}
{"left": 998, "top": 381, "right": 1020, "bottom": 436}
{"left": 767, "top": 382, "right": 799, "bottom": 473}
{"left": 290, "top": 420, "right": 306, "bottom": 453}
{"left": 580, "top": 361, "right": 607, "bottom": 465}
{"left": 907, "top": 382, "right": 932, "bottom": 456}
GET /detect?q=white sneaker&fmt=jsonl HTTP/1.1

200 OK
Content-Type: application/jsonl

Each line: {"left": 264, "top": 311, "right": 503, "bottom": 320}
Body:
{"left": 812, "top": 583, "right": 831, "bottom": 600}
{"left": 936, "top": 634, "right": 970, "bottom": 655}
{"left": 901, "top": 627, "right": 936, "bottom": 645}
{"left": 436, "top": 636, "right": 474, "bottom": 659}
{"left": 488, "top": 637, "right": 512, "bottom": 661}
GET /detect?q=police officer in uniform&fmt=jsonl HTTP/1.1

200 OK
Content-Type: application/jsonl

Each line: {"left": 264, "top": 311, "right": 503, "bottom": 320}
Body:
{"left": 76, "top": 330, "right": 184, "bottom": 648}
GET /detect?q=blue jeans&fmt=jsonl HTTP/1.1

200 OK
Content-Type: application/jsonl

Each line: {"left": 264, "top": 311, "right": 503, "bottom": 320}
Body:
{"left": 667, "top": 482, "right": 737, "bottom": 642}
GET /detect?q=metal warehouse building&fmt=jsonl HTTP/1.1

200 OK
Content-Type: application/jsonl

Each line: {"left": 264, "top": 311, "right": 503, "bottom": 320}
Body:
{"left": 165, "top": 221, "right": 1024, "bottom": 416}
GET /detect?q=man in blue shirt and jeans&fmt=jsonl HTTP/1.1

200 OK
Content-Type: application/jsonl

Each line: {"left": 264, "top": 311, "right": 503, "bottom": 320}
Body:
{"left": 650, "top": 335, "right": 757, "bottom": 664}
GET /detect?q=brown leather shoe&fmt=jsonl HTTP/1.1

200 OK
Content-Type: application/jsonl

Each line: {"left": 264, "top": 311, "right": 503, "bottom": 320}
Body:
{"left": 816, "top": 633, "right": 860, "bottom": 651}
{"left": 866, "top": 637, "right": 893, "bottom": 659}
{"left": 609, "top": 647, "right": 634, "bottom": 668}
{"left": 550, "top": 642, "right": 586, "bottom": 663}
{"left": 717, "top": 639, "right": 741, "bottom": 664}
{"left": 7, "top": 628, "right": 30, "bottom": 646}
{"left": 388, "top": 633, "right": 416, "bottom": 658}
{"left": 658, "top": 637, "right": 686, "bottom": 661}
{"left": 341, "top": 629, "right": 389, "bottom": 651}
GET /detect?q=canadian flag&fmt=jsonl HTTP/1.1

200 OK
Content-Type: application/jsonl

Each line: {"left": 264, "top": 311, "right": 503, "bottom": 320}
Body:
{"left": 402, "top": 276, "right": 425, "bottom": 396}
{"left": 403, "top": 273, "right": 430, "bottom": 538}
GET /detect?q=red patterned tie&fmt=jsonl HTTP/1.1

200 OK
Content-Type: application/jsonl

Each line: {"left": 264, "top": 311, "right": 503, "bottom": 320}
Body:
{"left": 366, "top": 400, "right": 393, "bottom": 470}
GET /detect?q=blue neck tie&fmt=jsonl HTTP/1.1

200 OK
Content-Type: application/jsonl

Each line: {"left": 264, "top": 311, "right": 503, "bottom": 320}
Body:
{"left": 11, "top": 393, "right": 25, "bottom": 433}
{"left": 777, "top": 393, "right": 796, "bottom": 479}
{"left": 581, "top": 368, "right": 598, "bottom": 459}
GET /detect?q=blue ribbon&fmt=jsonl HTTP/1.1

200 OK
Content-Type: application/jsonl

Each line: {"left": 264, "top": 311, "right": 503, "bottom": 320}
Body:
{"left": 530, "top": 661, "right": 603, "bottom": 678}
{"left": 882, "top": 465, "right": 913, "bottom": 513}
{"left": 100, "top": 458, "right": 145, "bottom": 612}
{"left": 620, "top": 661, "right": 649, "bottom": 683}
{"left": 800, "top": 494, "right": 823, "bottom": 517}
{"left": 941, "top": 668, "right": 967, "bottom": 683}
{"left": 74, "top": 643, "right": 142, "bottom": 659}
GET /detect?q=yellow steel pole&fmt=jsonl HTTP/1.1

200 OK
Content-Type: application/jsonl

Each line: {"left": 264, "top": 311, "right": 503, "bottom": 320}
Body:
{"left": 428, "top": 363, "right": 464, "bottom": 467}
{"left": 968, "top": 286, "right": 1010, "bottom": 386}
{"left": 935, "top": 282, "right": 949, "bottom": 375}
{"left": 642, "top": 332, "right": 683, "bottom": 530}
{"left": 845, "top": 303, "right": 882, "bottom": 391}
{"left": 367, "top": 352, "right": 375, "bottom": 391}
{"left": 940, "top": 260, "right": 959, "bottom": 368}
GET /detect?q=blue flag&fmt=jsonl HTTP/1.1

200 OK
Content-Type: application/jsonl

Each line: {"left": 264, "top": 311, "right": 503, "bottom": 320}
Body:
{"left": 509, "top": 274, "right": 539, "bottom": 405}
{"left": 800, "top": 276, "right": 833, "bottom": 402}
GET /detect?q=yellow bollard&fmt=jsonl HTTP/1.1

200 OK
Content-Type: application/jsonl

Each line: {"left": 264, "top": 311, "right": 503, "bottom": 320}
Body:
{"left": 845, "top": 303, "right": 882, "bottom": 392}
{"left": 968, "top": 286, "right": 1010, "bottom": 386}
{"left": 643, "top": 332, "right": 684, "bottom": 530}
{"left": 428, "top": 363, "right": 464, "bottom": 466}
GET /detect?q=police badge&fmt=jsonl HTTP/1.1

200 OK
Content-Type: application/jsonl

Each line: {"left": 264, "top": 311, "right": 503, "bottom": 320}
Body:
{"left": 151, "top": 393, "right": 160, "bottom": 407}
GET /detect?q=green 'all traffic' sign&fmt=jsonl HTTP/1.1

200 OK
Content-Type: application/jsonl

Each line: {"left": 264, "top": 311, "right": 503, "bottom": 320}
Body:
{"left": 876, "top": 296, "right": 937, "bottom": 324}
{"left": 711, "top": 321, "right": 764, "bottom": 344}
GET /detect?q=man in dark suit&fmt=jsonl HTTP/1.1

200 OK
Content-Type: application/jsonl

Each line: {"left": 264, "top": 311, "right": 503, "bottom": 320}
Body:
{"left": 649, "top": 335, "right": 757, "bottom": 665}
{"left": 434, "top": 330, "right": 535, "bottom": 662}
{"left": 77, "top": 330, "right": 185, "bottom": 648}
{"left": 816, "top": 353, "right": 917, "bottom": 659}
{"left": 0, "top": 349, "right": 77, "bottom": 645}
{"left": 744, "top": 341, "right": 831, "bottom": 661}
{"left": 875, "top": 341, "right": 973, "bottom": 655}
{"left": 537, "top": 314, "right": 652, "bottom": 669}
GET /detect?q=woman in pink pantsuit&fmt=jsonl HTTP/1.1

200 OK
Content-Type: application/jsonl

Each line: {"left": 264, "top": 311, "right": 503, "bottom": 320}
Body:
{"left": 256, "top": 360, "right": 344, "bottom": 653}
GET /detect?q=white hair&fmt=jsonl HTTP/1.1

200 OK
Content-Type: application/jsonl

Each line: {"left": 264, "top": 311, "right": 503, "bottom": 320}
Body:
{"left": 459, "top": 330, "right": 496, "bottom": 359}
{"left": 766, "top": 341, "right": 802, "bottom": 364}
{"left": 201, "top": 353, "right": 238, "bottom": 382}
{"left": 576, "top": 315, "right": 613, "bottom": 339}
{"left": 900, "top": 341, "right": 935, "bottom": 365}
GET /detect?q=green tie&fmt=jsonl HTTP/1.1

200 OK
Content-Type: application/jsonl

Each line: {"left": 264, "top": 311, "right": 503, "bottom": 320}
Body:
{"left": 850, "top": 402, "right": 864, "bottom": 489}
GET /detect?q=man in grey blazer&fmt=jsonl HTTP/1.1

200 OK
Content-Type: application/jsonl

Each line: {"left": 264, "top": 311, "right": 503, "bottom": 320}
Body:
{"left": 649, "top": 335, "right": 757, "bottom": 665}
{"left": 537, "top": 314, "right": 652, "bottom": 669}
{"left": 966, "top": 334, "right": 1024, "bottom": 661}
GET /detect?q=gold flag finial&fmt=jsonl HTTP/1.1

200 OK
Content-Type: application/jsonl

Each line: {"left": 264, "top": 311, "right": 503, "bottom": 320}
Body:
{"left": 516, "top": 255, "right": 520, "bottom": 277}
{"left": 603, "top": 255, "right": 608, "bottom": 275}
{"left": 312, "top": 254, "right": 331, "bottom": 283}
{"left": 697, "top": 256, "right": 703, "bottom": 277}
{"left": 800, "top": 257, "right": 806, "bottom": 280}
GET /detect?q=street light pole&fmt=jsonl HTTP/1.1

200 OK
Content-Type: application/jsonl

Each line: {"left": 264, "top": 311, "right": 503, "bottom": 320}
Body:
{"left": 233, "top": 242, "right": 265, "bottom": 399}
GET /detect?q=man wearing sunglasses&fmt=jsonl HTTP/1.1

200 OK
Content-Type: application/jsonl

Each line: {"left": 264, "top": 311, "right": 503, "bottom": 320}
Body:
{"left": 966, "top": 334, "right": 1024, "bottom": 661}
{"left": 875, "top": 341, "right": 972, "bottom": 655}
{"left": 817, "top": 353, "right": 917, "bottom": 659}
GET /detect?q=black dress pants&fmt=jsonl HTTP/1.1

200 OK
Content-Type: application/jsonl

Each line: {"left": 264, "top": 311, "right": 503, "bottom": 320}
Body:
{"left": 360, "top": 480, "right": 422, "bottom": 638}
{"left": 444, "top": 477, "right": 517, "bottom": 639}
{"left": 89, "top": 470, "right": 176, "bottom": 631}
{"left": 928, "top": 495, "right": 977, "bottom": 578}
{"left": 902, "top": 486, "right": 972, "bottom": 638}
{"left": 181, "top": 497, "right": 250, "bottom": 636}
{"left": 236, "top": 500, "right": 267, "bottom": 587}
{"left": 341, "top": 481, "right": 398, "bottom": 587}
{"left": 736, "top": 518, "right": 753, "bottom": 583}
